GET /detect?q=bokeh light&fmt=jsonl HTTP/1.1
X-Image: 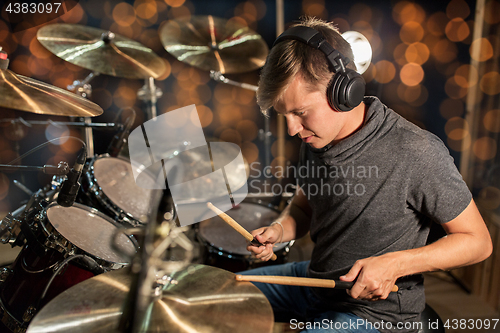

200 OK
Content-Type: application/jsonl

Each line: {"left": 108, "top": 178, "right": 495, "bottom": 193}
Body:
{"left": 454, "top": 64, "right": 478, "bottom": 88}
{"left": 241, "top": 141, "right": 259, "bottom": 164}
{"left": 374, "top": 60, "right": 396, "bottom": 84}
{"left": 400, "top": 22, "right": 425, "bottom": 44}
{"left": 426, "top": 12, "right": 448, "bottom": 36}
{"left": 478, "top": 186, "right": 500, "bottom": 210}
{"left": 432, "top": 39, "right": 458, "bottom": 63}
{"left": 445, "top": 18, "right": 470, "bottom": 42}
{"left": 400, "top": 63, "right": 424, "bottom": 86}
{"left": 446, "top": 0, "right": 470, "bottom": 19}
{"left": 445, "top": 76, "right": 468, "bottom": 99}
{"left": 473, "top": 137, "right": 497, "bottom": 160}
{"left": 480, "top": 72, "right": 500, "bottom": 95}
{"left": 405, "top": 42, "right": 430, "bottom": 65}
{"left": 392, "top": 1, "right": 426, "bottom": 25}
{"left": 484, "top": 109, "right": 500, "bottom": 133}
{"left": 470, "top": 38, "right": 494, "bottom": 62}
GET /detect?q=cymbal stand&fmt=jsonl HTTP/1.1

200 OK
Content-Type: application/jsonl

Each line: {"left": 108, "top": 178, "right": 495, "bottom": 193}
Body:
{"left": 67, "top": 71, "right": 100, "bottom": 156}
{"left": 138, "top": 77, "right": 163, "bottom": 120}
{"left": 118, "top": 188, "right": 192, "bottom": 333}
{"left": 210, "top": 70, "right": 272, "bottom": 167}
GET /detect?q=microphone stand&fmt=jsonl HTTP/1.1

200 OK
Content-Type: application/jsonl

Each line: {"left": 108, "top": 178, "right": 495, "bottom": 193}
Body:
{"left": 0, "top": 162, "right": 69, "bottom": 175}
{"left": 0, "top": 118, "right": 121, "bottom": 131}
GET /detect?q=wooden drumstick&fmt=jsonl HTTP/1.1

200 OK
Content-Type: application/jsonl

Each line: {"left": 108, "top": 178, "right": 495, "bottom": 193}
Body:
{"left": 235, "top": 275, "right": 399, "bottom": 292}
{"left": 207, "top": 202, "right": 277, "bottom": 261}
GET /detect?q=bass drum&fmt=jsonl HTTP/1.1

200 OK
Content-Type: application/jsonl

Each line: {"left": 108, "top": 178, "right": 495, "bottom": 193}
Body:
{"left": 196, "top": 199, "right": 293, "bottom": 273}
{"left": 79, "top": 154, "right": 158, "bottom": 227}
{"left": 0, "top": 202, "right": 137, "bottom": 332}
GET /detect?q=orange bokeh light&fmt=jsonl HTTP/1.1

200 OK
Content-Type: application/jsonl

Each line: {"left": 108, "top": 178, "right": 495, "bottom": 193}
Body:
{"left": 445, "top": 18, "right": 470, "bottom": 42}
{"left": 480, "top": 72, "right": 500, "bottom": 95}
{"left": 400, "top": 22, "right": 425, "bottom": 44}
{"left": 473, "top": 137, "right": 497, "bottom": 160}
{"left": 484, "top": 109, "right": 500, "bottom": 133}
{"left": 446, "top": 0, "right": 470, "bottom": 19}
{"left": 112, "top": 2, "right": 136, "bottom": 27}
{"left": 400, "top": 63, "right": 424, "bottom": 86}
{"left": 374, "top": 60, "right": 396, "bottom": 84}
{"left": 470, "top": 38, "right": 494, "bottom": 62}
{"left": 405, "top": 42, "right": 430, "bottom": 64}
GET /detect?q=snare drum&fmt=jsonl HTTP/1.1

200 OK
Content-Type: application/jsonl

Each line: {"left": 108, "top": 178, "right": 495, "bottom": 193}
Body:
{"left": 196, "top": 200, "right": 292, "bottom": 273}
{"left": 79, "top": 155, "right": 157, "bottom": 227}
{"left": 0, "top": 202, "right": 136, "bottom": 332}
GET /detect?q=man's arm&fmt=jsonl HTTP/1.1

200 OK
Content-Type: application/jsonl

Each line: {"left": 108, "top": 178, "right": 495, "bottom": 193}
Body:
{"left": 341, "top": 199, "right": 493, "bottom": 300}
{"left": 247, "top": 189, "right": 312, "bottom": 261}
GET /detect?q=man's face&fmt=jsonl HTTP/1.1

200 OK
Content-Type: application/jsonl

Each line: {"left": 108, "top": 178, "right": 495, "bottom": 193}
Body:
{"left": 273, "top": 75, "right": 355, "bottom": 149}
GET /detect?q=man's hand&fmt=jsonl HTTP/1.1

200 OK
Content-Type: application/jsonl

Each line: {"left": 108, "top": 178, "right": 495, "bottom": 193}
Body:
{"left": 339, "top": 253, "right": 400, "bottom": 301}
{"left": 246, "top": 224, "right": 282, "bottom": 261}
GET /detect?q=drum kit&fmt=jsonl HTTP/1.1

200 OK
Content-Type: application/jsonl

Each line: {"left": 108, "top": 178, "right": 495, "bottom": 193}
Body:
{"left": 0, "top": 15, "right": 287, "bottom": 333}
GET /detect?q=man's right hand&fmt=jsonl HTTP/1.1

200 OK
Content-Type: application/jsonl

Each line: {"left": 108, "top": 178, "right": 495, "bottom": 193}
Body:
{"left": 246, "top": 224, "right": 282, "bottom": 261}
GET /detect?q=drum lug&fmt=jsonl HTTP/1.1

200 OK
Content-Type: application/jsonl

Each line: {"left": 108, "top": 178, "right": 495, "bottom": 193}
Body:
{"left": 0, "top": 267, "right": 12, "bottom": 282}
{"left": 22, "top": 305, "right": 36, "bottom": 323}
{"left": 0, "top": 213, "right": 19, "bottom": 244}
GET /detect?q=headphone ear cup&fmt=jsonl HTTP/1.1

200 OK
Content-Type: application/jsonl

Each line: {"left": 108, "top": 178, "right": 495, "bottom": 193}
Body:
{"left": 327, "top": 69, "right": 365, "bottom": 112}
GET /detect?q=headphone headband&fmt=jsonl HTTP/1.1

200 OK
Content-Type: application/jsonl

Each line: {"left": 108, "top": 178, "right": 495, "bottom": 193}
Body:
{"left": 273, "top": 26, "right": 350, "bottom": 74}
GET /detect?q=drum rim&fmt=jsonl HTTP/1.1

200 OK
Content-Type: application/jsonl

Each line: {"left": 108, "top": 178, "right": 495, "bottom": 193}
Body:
{"left": 82, "top": 154, "right": 156, "bottom": 224}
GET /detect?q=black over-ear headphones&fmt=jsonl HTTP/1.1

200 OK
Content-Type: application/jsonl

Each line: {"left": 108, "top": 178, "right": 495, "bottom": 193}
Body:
{"left": 273, "top": 26, "right": 365, "bottom": 112}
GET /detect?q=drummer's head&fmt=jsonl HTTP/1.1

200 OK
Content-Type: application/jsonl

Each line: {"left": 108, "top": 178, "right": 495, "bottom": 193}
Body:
{"left": 256, "top": 17, "right": 357, "bottom": 116}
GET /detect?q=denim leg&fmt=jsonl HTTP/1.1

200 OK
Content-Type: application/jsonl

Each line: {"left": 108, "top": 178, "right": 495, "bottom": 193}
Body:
{"left": 239, "top": 261, "right": 380, "bottom": 333}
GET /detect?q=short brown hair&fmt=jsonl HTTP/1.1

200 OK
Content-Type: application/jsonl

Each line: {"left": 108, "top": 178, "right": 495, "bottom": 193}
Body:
{"left": 257, "top": 17, "right": 356, "bottom": 116}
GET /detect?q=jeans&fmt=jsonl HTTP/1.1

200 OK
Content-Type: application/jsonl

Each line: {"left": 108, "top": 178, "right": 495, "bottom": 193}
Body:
{"left": 239, "top": 261, "right": 380, "bottom": 333}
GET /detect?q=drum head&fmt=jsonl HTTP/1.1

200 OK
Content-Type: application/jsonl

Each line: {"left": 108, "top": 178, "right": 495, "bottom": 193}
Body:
{"left": 198, "top": 202, "right": 286, "bottom": 256}
{"left": 93, "top": 157, "right": 156, "bottom": 220}
{"left": 46, "top": 204, "right": 136, "bottom": 264}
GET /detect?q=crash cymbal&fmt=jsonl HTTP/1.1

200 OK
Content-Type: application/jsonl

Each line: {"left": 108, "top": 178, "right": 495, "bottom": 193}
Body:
{"left": 0, "top": 69, "right": 103, "bottom": 117}
{"left": 37, "top": 24, "right": 166, "bottom": 79}
{"left": 159, "top": 15, "right": 268, "bottom": 74}
{"left": 27, "top": 265, "right": 273, "bottom": 333}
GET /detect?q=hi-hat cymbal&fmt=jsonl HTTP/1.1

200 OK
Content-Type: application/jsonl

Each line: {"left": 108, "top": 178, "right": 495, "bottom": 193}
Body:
{"left": 37, "top": 24, "right": 167, "bottom": 79}
{"left": 27, "top": 265, "right": 273, "bottom": 333}
{"left": 0, "top": 69, "right": 103, "bottom": 117}
{"left": 159, "top": 15, "right": 268, "bottom": 74}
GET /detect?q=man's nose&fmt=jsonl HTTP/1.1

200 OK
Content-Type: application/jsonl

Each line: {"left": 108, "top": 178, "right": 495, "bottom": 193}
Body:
{"left": 286, "top": 116, "right": 303, "bottom": 137}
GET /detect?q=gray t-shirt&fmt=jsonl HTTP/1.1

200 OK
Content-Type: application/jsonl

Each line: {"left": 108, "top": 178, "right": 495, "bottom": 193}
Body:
{"left": 298, "top": 96, "right": 471, "bottom": 332}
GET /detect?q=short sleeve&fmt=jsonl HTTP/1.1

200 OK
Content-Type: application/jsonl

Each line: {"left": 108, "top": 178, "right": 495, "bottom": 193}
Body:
{"left": 406, "top": 133, "right": 472, "bottom": 224}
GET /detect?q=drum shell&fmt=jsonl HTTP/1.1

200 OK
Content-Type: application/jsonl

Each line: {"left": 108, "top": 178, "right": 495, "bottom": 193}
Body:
{"left": 196, "top": 199, "right": 293, "bottom": 273}
{"left": 0, "top": 245, "right": 94, "bottom": 332}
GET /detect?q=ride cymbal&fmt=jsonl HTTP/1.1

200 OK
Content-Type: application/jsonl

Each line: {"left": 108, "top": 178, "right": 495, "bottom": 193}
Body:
{"left": 0, "top": 68, "right": 102, "bottom": 117}
{"left": 159, "top": 15, "right": 268, "bottom": 74}
{"left": 37, "top": 24, "right": 166, "bottom": 79}
{"left": 26, "top": 265, "right": 273, "bottom": 333}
